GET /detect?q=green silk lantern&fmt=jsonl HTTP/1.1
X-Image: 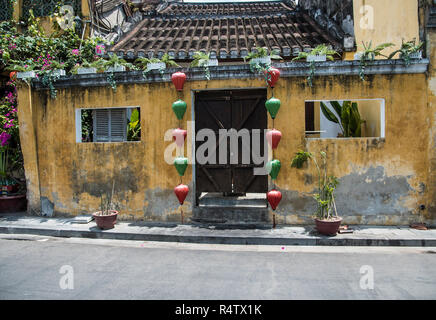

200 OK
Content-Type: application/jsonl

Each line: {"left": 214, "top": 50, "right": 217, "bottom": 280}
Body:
{"left": 265, "top": 97, "right": 281, "bottom": 119}
{"left": 174, "top": 157, "right": 188, "bottom": 176}
{"left": 172, "top": 99, "right": 187, "bottom": 120}
{"left": 267, "top": 159, "right": 281, "bottom": 180}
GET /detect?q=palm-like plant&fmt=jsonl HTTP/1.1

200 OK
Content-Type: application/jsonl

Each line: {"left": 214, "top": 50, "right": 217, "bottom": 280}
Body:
{"left": 320, "top": 101, "right": 365, "bottom": 137}
{"left": 291, "top": 150, "right": 339, "bottom": 220}
{"left": 357, "top": 41, "right": 394, "bottom": 80}
{"left": 191, "top": 51, "right": 213, "bottom": 80}
{"left": 244, "top": 47, "right": 282, "bottom": 75}
{"left": 292, "top": 44, "right": 340, "bottom": 87}
{"left": 388, "top": 39, "right": 424, "bottom": 66}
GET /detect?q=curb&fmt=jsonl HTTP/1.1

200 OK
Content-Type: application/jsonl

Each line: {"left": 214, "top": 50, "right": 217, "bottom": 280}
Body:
{"left": 0, "top": 225, "right": 435, "bottom": 247}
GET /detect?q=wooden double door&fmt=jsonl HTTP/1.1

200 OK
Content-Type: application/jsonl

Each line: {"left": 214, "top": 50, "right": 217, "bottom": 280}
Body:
{"left": 195, "top": 89, "right": 268, "bottom": 203}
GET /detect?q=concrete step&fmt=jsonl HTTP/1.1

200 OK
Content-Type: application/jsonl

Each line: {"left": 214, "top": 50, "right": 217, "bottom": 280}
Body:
{"left": 192, "top": 206, "right": 269, "bottom": 225}
{"left": 198, "top": 192, "right": 267, "bottom": 208}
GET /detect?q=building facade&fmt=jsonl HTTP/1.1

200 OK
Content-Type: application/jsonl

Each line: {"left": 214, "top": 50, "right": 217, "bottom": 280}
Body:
{"left": 12, "top": 0, "right": 436, "bottom": 226}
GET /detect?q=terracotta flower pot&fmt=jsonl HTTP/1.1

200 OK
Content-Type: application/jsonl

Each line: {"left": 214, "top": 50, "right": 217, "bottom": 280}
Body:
{"left": 314, "top": 217, "right": 342, "bottom": 236}
{"left": 93, "top": 210, "right": 118, "bottom": 230}
{"left": 0, "top": 194, "right": 27, "bottom": 213}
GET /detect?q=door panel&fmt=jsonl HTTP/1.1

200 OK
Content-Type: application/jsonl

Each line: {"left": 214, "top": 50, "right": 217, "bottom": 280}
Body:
{"left": 195, "top": 89, "right": 268, "bottom": 201}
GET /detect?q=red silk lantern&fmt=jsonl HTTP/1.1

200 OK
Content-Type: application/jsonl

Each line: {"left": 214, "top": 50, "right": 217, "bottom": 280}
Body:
{"left": 266, "top": 129, "right": 282, "bottom": 149}
{"left": 265, "top": 67, "right": 280, "bottom": 88}
{"left": 9, "top": 72, "right": 17, "bottom": 81}
{"left": 171, "top": 72, "right": 186, "bottom": 91}
{"left": 174, "top": 184, "right": 189, "bottom": 205}
{"left": 267, "top": 189, "right": 282, "bottom": 211}
{"left": 172, "top": 128, "right": 187, "bottom": 147}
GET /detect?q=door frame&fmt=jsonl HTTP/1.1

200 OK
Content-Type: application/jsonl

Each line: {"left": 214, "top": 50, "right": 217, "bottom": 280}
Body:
{"left": 191, "top": 87, "right": 268, "bottom": 207}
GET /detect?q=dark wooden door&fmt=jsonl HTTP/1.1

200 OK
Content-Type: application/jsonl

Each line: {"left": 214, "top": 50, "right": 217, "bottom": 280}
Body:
{"left": 195, "top": 89, "right": 268, "bottom": 202}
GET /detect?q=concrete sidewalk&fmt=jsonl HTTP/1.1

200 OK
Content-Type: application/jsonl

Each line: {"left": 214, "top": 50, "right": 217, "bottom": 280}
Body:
{"left": 0, "top": 213, "right": 435, "bottom": 246}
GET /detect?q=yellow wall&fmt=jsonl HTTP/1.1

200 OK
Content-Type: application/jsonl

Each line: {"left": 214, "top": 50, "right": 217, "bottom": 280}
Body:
{"left": 16, "top": 72, "right": 435, "bottom": 226}
{"left": 353, "top": 0, "right": 420, "bottom": 57}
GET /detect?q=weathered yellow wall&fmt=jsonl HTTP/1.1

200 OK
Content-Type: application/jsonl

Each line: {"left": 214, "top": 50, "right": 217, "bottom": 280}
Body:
{"left": 426, "top": 29, "right": 436, "bottom": 224}
{"left": 17, "top": 71, "right": 435, "bottom": 226}
{"left": 353, "top": 0, "right": 420, "bottom": 57}
{"left": 358, "top": 100, "right": 381, "bottom": 137}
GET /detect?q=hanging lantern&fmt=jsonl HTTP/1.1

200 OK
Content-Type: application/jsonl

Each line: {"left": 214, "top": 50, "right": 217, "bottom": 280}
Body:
{"left": 171, "top": 72, "right": 186, "bottom": 91}
{"left": 174, "top": 157, "right": 188, "bottom": 177}
{"left": 267, "top": 159, "right": 281, "bottom": 180}
{"left": 265, "top": 97, "right": 281, "bottom": 119}
{"left": 174, "top": 184, "right": 189, "bottom": 205}
{"left": 266, "top": 129, "right": 282, "bottom": 149}
{"left": 172, "top": 99, "right": 187, "bottom": 120}
{"left": 172, "top": 128, "right": 187, "bottom": 147}
{"left": 265, "top": 67, "right": 280, "bottom": 88}
{"left": 9, "top": 72, "right": 17, "bottom": 81}
{"left": 267, "top": 189, "right": 282, "bottom": 211}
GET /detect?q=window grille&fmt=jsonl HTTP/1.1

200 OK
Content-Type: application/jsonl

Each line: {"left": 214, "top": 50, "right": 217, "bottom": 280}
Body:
{"left": 0, "top": 0, "right": 13, "bottom": 21}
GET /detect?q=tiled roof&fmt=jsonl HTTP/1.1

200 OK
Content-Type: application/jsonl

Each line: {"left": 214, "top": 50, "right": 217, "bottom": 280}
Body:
{"left": 111, "top": 1, "right": 343, "bottom": 60}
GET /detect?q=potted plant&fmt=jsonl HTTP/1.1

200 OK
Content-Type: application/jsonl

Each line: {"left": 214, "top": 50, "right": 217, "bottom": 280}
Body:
{"left": 355, "top": 41, "right": 394, "bottom": 80}
{"left": 388, "top": 39, "right": 424, "bottom": 66}
{"left": 320, "top": 101, "right": 365, "bottom": 137}
{"left": 136, "top": 53, "right": 180, "bottom": 78}
{"left": 71, "top": 59, "right": 100, "bottom": 75}
{"left": 244, "top": 47, "right": 282, "bottom": 74}
{"left": 7, "top": 59, "right": 38, "bottom": 81}
{"left": 93, "top": 182, "right": 118, "bottom": 230}
{"left": 190, "top": 51, "right": 219, "bottom": 80}
{"left": 292, "top": 44, "right": 339, "bottom": 87}
{"left": 291, "top": 150, "right": 341, "bottom": 236}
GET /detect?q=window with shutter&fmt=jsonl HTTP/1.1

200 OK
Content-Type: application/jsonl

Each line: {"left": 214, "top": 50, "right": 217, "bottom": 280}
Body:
{"left": 93, "top": 108, "right": 127, "bottom": 142}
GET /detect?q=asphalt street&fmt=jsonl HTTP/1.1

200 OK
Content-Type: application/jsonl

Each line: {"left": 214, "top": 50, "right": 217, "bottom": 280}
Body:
{"left": 0, "top": 234, "right": 435, "bottom": 300}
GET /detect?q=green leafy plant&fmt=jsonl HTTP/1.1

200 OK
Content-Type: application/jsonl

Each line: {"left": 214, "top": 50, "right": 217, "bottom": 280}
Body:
{"left": 244, "top": 47, "right": 282, "bottom": 74}
{"left": 292, "top": 44, "right": 340, "bottom": 87}
{"left": 320, "top": 101, "right": 365, "bottom": 137}
{"left": 136, "top": 53, "right": 179, "bottom": 78}
{"left": 190, "top": 51, "right": 214, "bottom": 80}
{"left": 98, "top": 181, "right": 117, "bottom": 216}
{"left": 388, "top": 39, "right": 424, "bottom": 66}
{"left": 127, "top": 108, "right": 141, "bottom": 141}
{"left": 291, "top": 150, "right": 339, "bottom": 220}
{"left": 357, "top": 41, "right": 394, "bottom": 80}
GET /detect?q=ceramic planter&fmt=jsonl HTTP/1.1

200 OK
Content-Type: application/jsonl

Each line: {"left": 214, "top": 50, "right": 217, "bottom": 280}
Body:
{"left": 17, "top": 71, "right": 36, "bottom": 79}
{"left": 93, "top": 210, "right": 118, "bottom": 230}
{"left": 251, "top": 56, "right": 271, "bottom": 65}
{"left": 0, "top": 194, "right": 27, "bottom": 213}
{"left": 146, "top": 62, "right": 166, "bottom": 72}
{"left": 105, "top": 65, "right": 126, "bottom": 73}
{"left": 401, "top": 51, "right": 422, "bottom": 60}
{"left": 315, "top": 217, "right": 343, "bottom": 236}
{"left": 51, "top": 69, "right": 66, "bottom": 77}
{"left": 307, "top": 54, "right": 326, "bottom": 62}
{"left": 77, "top": 67, "right": 97, "bottom": 75}
{"left": 354, "top": 52, "right": 375, "bottom": 61}
{"left": 206, "top": 58, "right": 219, "bottom": 66}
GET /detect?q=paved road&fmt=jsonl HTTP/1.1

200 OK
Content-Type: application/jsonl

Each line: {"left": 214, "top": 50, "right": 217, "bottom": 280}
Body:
{"left": 0, "top": 234, "right": 435, "bottom": 300}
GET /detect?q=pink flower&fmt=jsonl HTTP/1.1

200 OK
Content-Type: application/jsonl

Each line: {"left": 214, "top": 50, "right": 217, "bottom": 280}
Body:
{"left": 72, "top": 49, "right": 80, "bottom": 56}
{"left": 0, "top": 132, "right": 11, "bottom": 146}
{"left": 95, "top": 44, "right": 105, "bottom": 55}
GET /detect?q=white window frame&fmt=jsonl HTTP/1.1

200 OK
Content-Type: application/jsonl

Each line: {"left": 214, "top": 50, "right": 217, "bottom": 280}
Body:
{"left": 305, "top": 98, "right": 385, "bottom": 139}
{"left": 75, "top": 106, "right": 140, "bottom": 143}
